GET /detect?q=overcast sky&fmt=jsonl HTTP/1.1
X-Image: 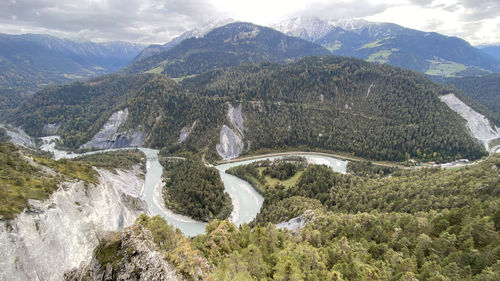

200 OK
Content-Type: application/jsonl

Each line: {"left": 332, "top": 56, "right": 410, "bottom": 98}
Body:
{"left": 0, "top": 0, "right": 499, "bottom": 46}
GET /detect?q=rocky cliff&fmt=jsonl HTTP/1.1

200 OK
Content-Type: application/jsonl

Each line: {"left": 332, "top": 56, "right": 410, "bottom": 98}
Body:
{"left": 0, "top": 168, "right": 147, "bottom": 281}
{"left": 64, "top": 224, "right": 183, "bottom": 281}
{"left": 80, "top": 109, "right": 145, "bottom": 150}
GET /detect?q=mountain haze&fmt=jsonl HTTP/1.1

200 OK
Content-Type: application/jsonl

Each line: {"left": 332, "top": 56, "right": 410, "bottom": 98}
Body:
{"left": 0, "top": 33, "right": 144, "bottom": 109}
{"left": 479, "top": 45, "right": 500, "bottom": 61}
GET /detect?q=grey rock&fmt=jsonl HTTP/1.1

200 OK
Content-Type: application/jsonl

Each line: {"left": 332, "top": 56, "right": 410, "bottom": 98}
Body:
{"left": 80, "top": 109, "right": 146, "bottom": 150}
{"left": 42, "top": 123, "right": 60, "bottom": 135}
{"left": 0, "top": 123, "right": 35, "bottom": 147}
{"left": 0, "top": 169, "right": 147, "bottom": 281}
{"left": 227, "top": 104, "right": 245, "bottom": 135}
{"left": 216, "top": 125, "right": 244, "bottom": 160}
{"left": 65, "top": 225, "right": 183, "bottom": 281}
{"left": 178, "top": 121, "right": 197, "bottom": 143}
{"left": 276, "top": 210, "right": 316, "bottom": 234}
{"left": 440, "top": 93, "right": 500, "bottom": 151}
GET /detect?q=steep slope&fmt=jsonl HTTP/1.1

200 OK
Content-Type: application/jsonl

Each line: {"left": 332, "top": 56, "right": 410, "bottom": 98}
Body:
{"left": 447, "top": 74, "right": 500, "bottom": 116}
{"left": 0, "top": 33, "right": 144, "bottom": 109}
{"left": 273, "top": 17, "right": 500, "bottom": 77}
{"left": 0, "top": 145, "right": 147, "bottom": 281}
{"left": 5, "top": 73, "right": 156, "bottom": 149}
{"left": 123, "top": 22, "right": 330, "bottom": 77}
{"left": 64, "top": 227, "right": 184, "bottom": 281}
{"left": 439, "top": 93, "right": 500, "bottom": 151}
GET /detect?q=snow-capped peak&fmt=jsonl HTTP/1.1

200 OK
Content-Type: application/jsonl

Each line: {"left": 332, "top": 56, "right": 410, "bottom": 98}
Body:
{"left": 175, "top": 18, "right": 235, "bottom": 40}
{"left": 327, "top": 18, "right": 372, "bottom": 31}
{"left": 272, "top": 16, "right": 334, "bottom": 41}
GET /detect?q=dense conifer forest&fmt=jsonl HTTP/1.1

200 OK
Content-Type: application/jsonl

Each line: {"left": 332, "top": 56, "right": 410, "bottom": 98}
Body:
{"left": 161, "top": 158, "right": 232, "bottom": 221}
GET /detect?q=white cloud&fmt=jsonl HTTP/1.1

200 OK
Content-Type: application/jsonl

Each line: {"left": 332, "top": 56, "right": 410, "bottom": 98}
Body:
{"left": 0, "top": 0, "right": 498, "bottom": 45}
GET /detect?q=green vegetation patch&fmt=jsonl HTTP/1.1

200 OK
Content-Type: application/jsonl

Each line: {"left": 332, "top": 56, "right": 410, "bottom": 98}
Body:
{"left": 162, "top": 159, "right": 232, "bottom": 221}
{"left": 347, "top": 160, "right": 398, "bottom": 178}
{"left": 95, "top": 231, "right": 123, "bottom": 269}
{"left": 426, "top": 59, "right": 467, "bottom": 77}
{"left": 0, "top": 142, "right": 97, "bottom": 220}
{"left": 33, "top": 157, "right": 97, "bottom": 184}
{"left": 367, "top": 48, "right": 398, "bottom": 63}
{"left": 323, "top": 42, "right": 342, "bottom": 53}
{"left": 358, "top": 37, "right": 395, "bottom": 49}
{"left": 226, "top": 157, "right": 308, "bottom": 195}
{"left": 145, "top": 64, "right": 165, "bottom": 74}
{"left": 73, "top": 149, "right": 145, "bottom": 174}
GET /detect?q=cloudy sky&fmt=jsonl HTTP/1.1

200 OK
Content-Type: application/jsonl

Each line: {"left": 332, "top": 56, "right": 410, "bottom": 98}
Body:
{"left": 0, "top": 0, "right": 499, "bottom": 46}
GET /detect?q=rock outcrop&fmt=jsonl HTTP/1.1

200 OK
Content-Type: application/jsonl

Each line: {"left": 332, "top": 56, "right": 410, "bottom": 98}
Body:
{"left": 275, "top": 210, "right": 316, "bottom": 234}
{"left": 439, "top": 94, "right": 500, "bottom": 151}
{"left": 0, "top": 123, "right": 35, "bottom": 147}
{"left": 80, "top": 109, "right": 145, "bottom": 150}
{"left": 64, "top": 224, "right": 183, "bottom": 281}
{"left": 216, "top": 125, "right": 244, "bottom": 160}
{"left": 42, "top": 123, "right": 60, "bottom": 135}
{"left": 178, "top": 121, "right": 197, "bottom": 143}
{"left": 216, "top": 104, "right": 246, "bottom": 160}
{"left": 0, "top": 168, "right": 147, "bottom": 281}
{"left": 228, "top": 104, "right": 245, "bottom": 134}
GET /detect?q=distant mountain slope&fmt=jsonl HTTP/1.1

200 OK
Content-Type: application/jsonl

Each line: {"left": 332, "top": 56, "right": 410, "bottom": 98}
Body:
{"left": 123, "top": 22, "right": 331, "bottom": 77}
{"left": 447, "top": 74, "right": 500, "bottom": 116}
{"left": 10, "top": 56, "right": 487, "bottom": 162}
{"left": 273, "top": 17, "right": 500, "bottom": 77}
{"left": 0, "top": 33, "right": 144, "bottom": 105}
{"left": 479, "top": 45, "right": 500, "bottom": 61}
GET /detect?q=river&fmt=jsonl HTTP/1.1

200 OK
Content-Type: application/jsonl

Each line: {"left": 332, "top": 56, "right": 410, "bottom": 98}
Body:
{"left": 40, "top": 137, "right": 347, "bottom": 236}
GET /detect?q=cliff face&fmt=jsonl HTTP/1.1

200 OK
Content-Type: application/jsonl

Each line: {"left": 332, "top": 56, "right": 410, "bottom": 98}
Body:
{"left": 216, "top": 104, "right": 246, "bottom": 160}
{"left": 440, "top": 94, "right": 500, "bottom": 151}
{"left": 216, "top": 125, "right": 244, "bottom": 160}
{"left": 0, "top": 123, "right": 35, "bottom": 147}
{"left": 65, "top": 224, "right": 183, "bottom": 281}
{"left": 0, "top": 168, "right": 147, "bottom": 281}
{"left": 80, "top": 109, "right": 145, "bottom": 150}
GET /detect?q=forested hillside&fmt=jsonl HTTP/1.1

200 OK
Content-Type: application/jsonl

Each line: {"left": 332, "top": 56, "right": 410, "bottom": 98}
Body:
{"left": 123, "top": 22, "right": 330, "bottom": 77}
{"left": 7, "top": 57, "right": 487, "bottom": 162}
{"left": 5, "top": 73, "right": 156, "bottom": 148}
{"left": 179, "top": 57, "right": 486, "bottom": 161}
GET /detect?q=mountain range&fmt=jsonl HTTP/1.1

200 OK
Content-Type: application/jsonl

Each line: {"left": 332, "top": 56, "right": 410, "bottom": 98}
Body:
{"left": 273, "top": 17, "right": 500, "bottom": 77}
{"left": 123, "top": 22, "right": 330, "bottom": 77}
{"left": 0, "top": 33, "right": 144, "bottom": 108}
